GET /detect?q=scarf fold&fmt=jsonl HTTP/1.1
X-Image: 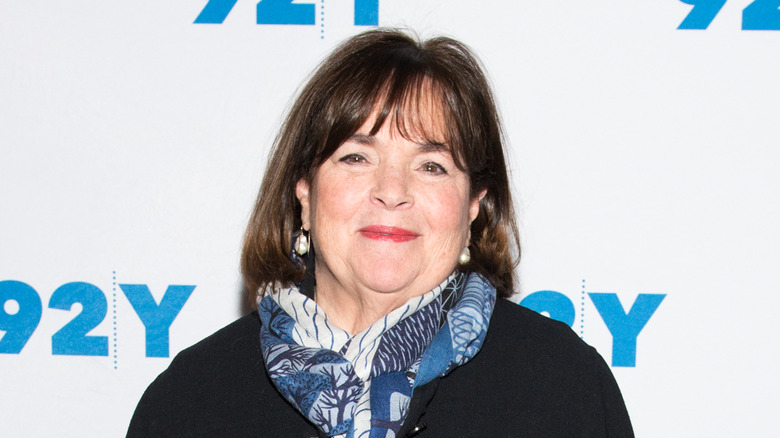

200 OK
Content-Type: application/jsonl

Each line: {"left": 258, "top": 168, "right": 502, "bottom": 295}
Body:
{"left": 258, "top": 272, "right": 496, "bottom": 438}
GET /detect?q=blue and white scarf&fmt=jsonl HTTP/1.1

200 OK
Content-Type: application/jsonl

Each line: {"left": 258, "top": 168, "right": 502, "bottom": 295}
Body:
{"left": 258, "top": 272, "right": 496, "bottom": 438}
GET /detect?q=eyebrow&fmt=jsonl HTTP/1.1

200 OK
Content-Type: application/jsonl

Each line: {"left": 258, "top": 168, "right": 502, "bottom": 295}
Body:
{"left": 417, "top": 142, "right": 449, "bottom": 153}
{"left": 347, "top": 134, "right": 376, "bottom": 145}
{"left": 346, "top": 134, "right": 449, "bottom": 153}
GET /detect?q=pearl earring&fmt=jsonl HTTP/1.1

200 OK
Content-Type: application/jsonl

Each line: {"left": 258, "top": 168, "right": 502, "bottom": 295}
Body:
{"left": 294, "top": 228, "right": 310, "bottom": 256}
{"left": 458, "top": 247, "right": 471, "bottom": 265}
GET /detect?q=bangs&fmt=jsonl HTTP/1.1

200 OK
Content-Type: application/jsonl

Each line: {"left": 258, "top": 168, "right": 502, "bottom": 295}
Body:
{"left": 368, "top": 77, "right": 460, "bottom": 164}
{"left": 310, "top": 53, "right": 467, "bottom": 173}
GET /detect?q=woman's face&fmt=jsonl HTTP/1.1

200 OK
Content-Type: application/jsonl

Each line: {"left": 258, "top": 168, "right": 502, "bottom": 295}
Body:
{"left": 296, "top": 113, "right": 483, "bottom": 304}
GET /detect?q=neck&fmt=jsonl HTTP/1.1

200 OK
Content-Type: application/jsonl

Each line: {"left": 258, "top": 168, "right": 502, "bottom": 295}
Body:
{"left": 313, "top": 277, "right": 418, "bottom": 335}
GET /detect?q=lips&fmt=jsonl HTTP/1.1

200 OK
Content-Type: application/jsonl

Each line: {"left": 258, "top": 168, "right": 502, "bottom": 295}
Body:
{"left": 358, "top": 225, "right": 420, "bottom": 242}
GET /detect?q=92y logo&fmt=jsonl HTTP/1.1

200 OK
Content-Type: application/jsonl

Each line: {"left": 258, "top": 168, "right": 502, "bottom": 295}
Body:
{"left": 0, "top": 280, "right": 194, "bottom": 358}
{"left": 678, "top": 0, "right": 780, "bottom": 30}
{"left": 195, "top": 0, "right": 379, "bottom": 26}
{"left": 520, "top": 290, "right": 665, "bottom": 367}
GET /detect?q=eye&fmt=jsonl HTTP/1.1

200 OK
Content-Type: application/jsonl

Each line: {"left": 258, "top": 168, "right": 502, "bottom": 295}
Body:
{"left": 420, "top": 161, "right": 447, "bottom": 175}
{"left": 339, "top": 153, "right": 367, "bottom": 164}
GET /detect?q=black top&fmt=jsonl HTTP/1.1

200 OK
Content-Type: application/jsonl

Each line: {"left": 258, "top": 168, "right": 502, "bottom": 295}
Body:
{"left": 127, "top": 299, "right": 634, "bottom": 437}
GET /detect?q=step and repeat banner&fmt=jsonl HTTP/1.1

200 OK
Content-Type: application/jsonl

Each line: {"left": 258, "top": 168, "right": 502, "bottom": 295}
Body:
{"left": 2, "top": 1, "right": 779, "bottom": 436}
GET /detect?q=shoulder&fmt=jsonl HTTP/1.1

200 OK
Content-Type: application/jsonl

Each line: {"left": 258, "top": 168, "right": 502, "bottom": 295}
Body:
{"left": 168, "top": 311, "right": 262, "bottom": 369}
{"left": 479, "top": 299, "right": 616, "bottom": 399}
{"left": 485, "top": 298, "right": 597, "bottom": 365}
{"left": 127, "top": 312, "right": 316, "bottom": 437}
{"left": 151, "top": 312, "right": 266, "bottom": 395}
{"left": 422, "top": 298, "right": 634, "bottom": 436}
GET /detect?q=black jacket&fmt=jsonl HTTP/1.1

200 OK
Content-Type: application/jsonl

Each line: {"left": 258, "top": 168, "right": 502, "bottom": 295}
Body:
{"left": 127, "top": 299, "right": 634, "bottom": 437}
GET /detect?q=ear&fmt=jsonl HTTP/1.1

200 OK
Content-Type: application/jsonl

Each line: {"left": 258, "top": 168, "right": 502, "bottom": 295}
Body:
{"left": 296, "top": 178, "right": 312, "bottom": 231}
{"left": 469, "top": 189, "right": 487, "bottom": 224}
{"left": 465, "top": 189, "right": 487, "bottom": 243}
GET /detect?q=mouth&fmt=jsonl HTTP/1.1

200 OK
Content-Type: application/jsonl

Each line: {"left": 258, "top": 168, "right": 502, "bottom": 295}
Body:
{"left": 358, "top": 225, "right": 420, "bottom": 242}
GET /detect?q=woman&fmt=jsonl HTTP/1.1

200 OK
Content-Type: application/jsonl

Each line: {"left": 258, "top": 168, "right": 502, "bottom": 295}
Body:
{"left": 128, "top": 29, "right": 633, "bottom": 437}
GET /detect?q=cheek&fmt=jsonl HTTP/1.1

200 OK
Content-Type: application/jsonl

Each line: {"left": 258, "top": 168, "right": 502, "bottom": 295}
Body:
{"left": 310, "top": 176, "right": 362, "bottom": 236}
{"left": 422, "top": 185, "right": 472, "bottom": 239}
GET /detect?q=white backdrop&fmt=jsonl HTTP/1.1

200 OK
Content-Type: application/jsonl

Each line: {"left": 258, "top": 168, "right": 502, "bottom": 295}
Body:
{"left": 2, "top": 1, "right": 779, "bottom": 436}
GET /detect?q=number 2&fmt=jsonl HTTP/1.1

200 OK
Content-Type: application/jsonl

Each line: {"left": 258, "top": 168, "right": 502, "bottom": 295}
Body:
{"left": 49, "top": 282, "right": 108, "bottom": 356}
{"left": 257, "top": 0, "right": 315, "bottom": 25}
{"left": 743, "top": 0, "right": 780, "bottom": 30}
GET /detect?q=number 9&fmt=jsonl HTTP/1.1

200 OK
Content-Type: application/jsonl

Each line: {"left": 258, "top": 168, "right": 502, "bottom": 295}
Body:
{"left": 0, "top": 280, "right": 42, "bottom": 354}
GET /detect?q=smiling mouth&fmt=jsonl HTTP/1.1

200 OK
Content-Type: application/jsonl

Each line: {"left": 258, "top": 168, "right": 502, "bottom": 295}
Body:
{"left": 359, "top": 225, "right": 420, "bottom": 242}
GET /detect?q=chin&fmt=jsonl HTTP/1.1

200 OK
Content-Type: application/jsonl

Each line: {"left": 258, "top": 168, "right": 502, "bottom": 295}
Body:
{"left": 357, "top": 268, "right": 418, "bottom": 295}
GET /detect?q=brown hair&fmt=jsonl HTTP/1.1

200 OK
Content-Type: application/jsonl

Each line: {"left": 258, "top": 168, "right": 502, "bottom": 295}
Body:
{"left": 241, "top": 29, "right": 520, "bottom": 300}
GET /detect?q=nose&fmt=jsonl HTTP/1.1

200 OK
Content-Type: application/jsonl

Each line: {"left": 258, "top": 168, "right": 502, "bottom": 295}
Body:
{"left": 371, "top": 163, "right": 413, "bottom": 209}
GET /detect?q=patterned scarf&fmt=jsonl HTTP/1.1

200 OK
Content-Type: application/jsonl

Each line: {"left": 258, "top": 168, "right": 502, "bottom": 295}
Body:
{"left": 258, "top": 272, "right": 496, "bottom": 438}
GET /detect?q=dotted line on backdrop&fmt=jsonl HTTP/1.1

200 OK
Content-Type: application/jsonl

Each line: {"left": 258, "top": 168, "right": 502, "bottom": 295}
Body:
{"left": 580, "top": 279, "right": 586, "bottom": 339}
{"left": 320, "top": 0, "right": 325, "bottom": 39}
{"left": 112, "top": 270, "right": 118, "bottom": 370}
